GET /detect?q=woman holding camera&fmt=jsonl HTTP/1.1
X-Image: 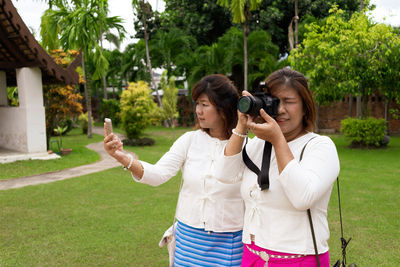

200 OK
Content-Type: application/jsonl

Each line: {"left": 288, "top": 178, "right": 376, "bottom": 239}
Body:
{"left": 216, "top": 68, "right": 340, "bottom": 266}
{"left": 104, "top": 74, "right": 244, "bottom": 266}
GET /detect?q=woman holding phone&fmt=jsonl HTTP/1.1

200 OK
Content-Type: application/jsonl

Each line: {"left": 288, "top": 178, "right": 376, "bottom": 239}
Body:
{"left": 104, "top": 74, "right": 245, "bottom": 266}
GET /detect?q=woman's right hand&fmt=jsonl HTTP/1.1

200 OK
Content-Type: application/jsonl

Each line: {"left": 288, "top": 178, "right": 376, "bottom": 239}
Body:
{"left": 103, "top": 124, "right": 144, "bottom": 179}
{"left": 103, "top": 124, "right": 124, "bottom": 160}
{"left": 236, "top": 90, "right": 252, "bottom": 133}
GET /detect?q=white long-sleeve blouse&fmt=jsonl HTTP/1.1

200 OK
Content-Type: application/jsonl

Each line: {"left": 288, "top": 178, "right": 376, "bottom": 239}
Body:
{"left": 132, "top": 130, "right": 244, "bottom": 232}
{"left": 215, "top": 132, "right": 340, "bottom": 254}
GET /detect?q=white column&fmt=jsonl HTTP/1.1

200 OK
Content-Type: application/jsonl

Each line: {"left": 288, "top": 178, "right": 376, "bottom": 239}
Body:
{"left": 0, "top": 71, "right": 7, "bottom": 106}
{"left": 16, "top": 67, "right": 47, "bottom": 153}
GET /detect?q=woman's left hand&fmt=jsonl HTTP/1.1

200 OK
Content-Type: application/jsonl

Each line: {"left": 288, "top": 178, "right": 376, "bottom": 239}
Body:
{"left": 247, "top": 108, "right": 284, "bottom": 145}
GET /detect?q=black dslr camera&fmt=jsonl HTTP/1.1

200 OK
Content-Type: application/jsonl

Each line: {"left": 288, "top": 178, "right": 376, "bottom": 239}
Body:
{"left": 237, "top": 83, "right": 280, "bottom": 118}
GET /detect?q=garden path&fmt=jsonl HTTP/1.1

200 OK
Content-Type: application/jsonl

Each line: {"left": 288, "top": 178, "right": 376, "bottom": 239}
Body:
{"left": 0, "top": 127, "right": 135, "bottom": 190}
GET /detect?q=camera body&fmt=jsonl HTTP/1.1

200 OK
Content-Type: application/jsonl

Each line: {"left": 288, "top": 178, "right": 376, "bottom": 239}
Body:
{"left": 238, "top": 92, "right": 280, "bottom": 118}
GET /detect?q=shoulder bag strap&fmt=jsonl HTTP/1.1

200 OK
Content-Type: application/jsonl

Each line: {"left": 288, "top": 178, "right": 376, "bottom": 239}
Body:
{"left": 302, "top": 136, "right": 351, "bottom": 267}
{"left": 299, "top": 136, "right": 321, "bottom": 267}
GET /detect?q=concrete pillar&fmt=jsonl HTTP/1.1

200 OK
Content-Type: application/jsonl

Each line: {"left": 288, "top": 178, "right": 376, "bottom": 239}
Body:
{"left": 16, "top": 67, "right": 47, "bottom": 153}
{"left": 0, "top": 71, "right": 7, "bottom": 106}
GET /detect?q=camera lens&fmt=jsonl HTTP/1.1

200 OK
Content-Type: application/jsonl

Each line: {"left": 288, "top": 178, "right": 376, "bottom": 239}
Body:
{"left": 238, "top": 96, "right": 252, "bottom": 114}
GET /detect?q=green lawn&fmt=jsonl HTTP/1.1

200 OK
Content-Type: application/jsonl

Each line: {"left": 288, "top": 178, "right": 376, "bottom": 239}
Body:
{"left": 0, "top": 128, "right": 104, "bottom": 180}
{"left": 0, "top": 127, "right": 399, "bottom": 266}
{"left": 327, "top": 135, "right": 400, "bottom": 266}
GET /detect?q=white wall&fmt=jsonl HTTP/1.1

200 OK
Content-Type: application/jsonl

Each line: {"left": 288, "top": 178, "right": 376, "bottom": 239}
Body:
{"left": 0, "top": 67, "right": 47, "bottom": 153}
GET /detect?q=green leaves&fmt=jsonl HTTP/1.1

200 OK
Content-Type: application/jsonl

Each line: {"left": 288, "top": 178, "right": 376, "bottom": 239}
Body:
{"left": 91, "top": 44, "right": 109, "bottom": 80}
{"left": 289, "top": 8, "right": 400, "bottom": 114}
{"left": 120, "top": 81, "right": 162, "bottom": 139}
{"left": 218, "top": 0, "right": 262, "bottom": 23}
{"left": 41, "top": 0, "right": 125, "bottom": 82}
{"left": 341, "top": 117, "right": 387, "bottom": 147}
{"left": 160, "top": 71, "right": 179, "bottom": 127}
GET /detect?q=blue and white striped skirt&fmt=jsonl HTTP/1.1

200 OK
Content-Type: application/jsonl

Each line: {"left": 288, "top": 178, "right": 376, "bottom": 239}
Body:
{"left": 174, "top": 221, "right": 243, "bottom": 266}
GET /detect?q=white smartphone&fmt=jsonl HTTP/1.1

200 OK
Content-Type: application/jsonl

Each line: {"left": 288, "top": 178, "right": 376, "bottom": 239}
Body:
{"left": 104, "top": 118, "right": 113, "bottom": 136}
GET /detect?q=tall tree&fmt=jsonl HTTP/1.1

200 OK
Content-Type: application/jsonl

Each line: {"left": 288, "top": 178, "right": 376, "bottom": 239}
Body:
{"left": 104, "top": 49, "right": 124, "bottom": 98}
{"left": 162, "top": 0, "right": 360, "bottom": 56}
{"left": 149, "top": 27, "right": 196, "bottom": 79}
{"left": 253, "top": 0, "right": 361, "bottom": 54}
{"left": 162, "top": 0, "right": 233, "bottom": 46}
{"left": 217, "top": 0, "right": 263, "bottom": 91}
{"left": 132, "top": 0, "right": 162, "bottom": 108}
{"left": 186, "top": 27, "right": 279, "bottom": 92}
{"left": 43, "top": 49, "right": 83, "bottom": 149}
{"left": 41, "top": 0, "right": 125, "bottom": 138}
{"left": 289, "top": 7, "right": 400, "bottom": 119}
{"left": 96, "top": 3, "right": 125, "bottom": 100}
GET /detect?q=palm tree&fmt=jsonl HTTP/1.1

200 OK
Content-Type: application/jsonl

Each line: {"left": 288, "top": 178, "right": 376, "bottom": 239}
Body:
{"left": 96, "top": 2, "right": 125, "bottom": 99}
{"left": 188, "top": 43, "right": 228, "bottom": 88}
{"left": 217, "top": 0, "right": 262, "bottom": 91}
{"left": 40, "top": 0, "right": 125, "bottom": 138}
{"left": 132, "top": 0, "right": 163, "bottom": 108}
{"left": 149, "top": 27, "right": 196, "bottom": 79}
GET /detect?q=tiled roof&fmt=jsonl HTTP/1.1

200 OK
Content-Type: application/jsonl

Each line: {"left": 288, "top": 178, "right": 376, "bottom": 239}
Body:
{"left": 0, "top": 0, "right": 81, "bottom": 86}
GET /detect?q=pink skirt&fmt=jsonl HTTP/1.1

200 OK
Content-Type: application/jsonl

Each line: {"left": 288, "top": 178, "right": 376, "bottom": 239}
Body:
{"left": 241, "top": 242, "right": 329, "bottom": 267}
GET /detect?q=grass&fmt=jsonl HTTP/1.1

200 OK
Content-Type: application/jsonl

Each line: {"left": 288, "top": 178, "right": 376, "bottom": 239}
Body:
{"left": 0, "top": 128, "right": 103, "bottom": 180}
{"left": 0, "top": 127, "right": 399, "bottom": 266}
{"left": 327, "top": 135, "right": 400, "bottom": 266}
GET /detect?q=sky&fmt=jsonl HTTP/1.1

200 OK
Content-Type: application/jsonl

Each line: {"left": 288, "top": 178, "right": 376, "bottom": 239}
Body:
{"left": 10, "top": 0, "right": 400, "bottom": 51}
{"left": 11, "top": 0, "right": 165, "bottom": 50}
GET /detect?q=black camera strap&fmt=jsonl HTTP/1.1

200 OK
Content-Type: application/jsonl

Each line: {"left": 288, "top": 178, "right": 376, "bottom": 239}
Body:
{"left": 242, "top": 137, "right": 272, "bottom": 190}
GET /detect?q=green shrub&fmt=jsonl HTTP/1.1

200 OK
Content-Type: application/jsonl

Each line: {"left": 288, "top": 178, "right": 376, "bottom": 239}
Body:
{"left": 122, "top": 137, "right": 155, "bottom": 146}
{"left": 78, "top": 112, "right": 94, "bottom": 134}
{"left": 160, "top": 71, "right": 179, "bottom": 127}
{"left": 99, "top": 99, "right": 121, "bottom": 126}
{"left": 7, "top": 87, "right": 18, "bottom": 106}
{"left": 55, "top": 118, "right": 73, "bottom": 135}
{"left": 340, "top": 117, "right": 388, "bottom": 147}
{"left": 120, "top": 81, "right": 162, "bottom": 139}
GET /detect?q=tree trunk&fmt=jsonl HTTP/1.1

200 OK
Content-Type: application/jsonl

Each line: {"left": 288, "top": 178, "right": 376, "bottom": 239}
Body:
{"left": 348, "top": 94, "right": 353, "bottom": 117}
{"left": 99, "top": 25, "right": 108, "bottom": 100}
{"left": 102, "top": 75, "right": 107, "bottom": 99}
{"left": 360, "top": 0, "right": 364, "bottom": 11}
{"left": 143, "top": 19, "right": 163, "bottom": 108}
{"left": 384, "top": 97, "right": 389, "bottom": 135}
{"left": 315, "top": 103, "right": 320, "bottom": 133}
{"left": 294, "top": 0, "right": 298, "bottom": 48}
{"left": 361, "top": 93, "right": 368, "bottom": 119}
{"left": 242, "top": 4, "right": 252, "bottom": 92}
{"left": 356, "top": 95, "right": 362, "bottom": 118}
{"left": 356, "top": 85, "right": 362, "bottom": 118}
{"left": 243, "top": 23, "right": 248, "bottom": 92}
{"left": 82, "top": 51, "right": 92, "bottom": 138}
{"left": 288, "top": 19, "right": 294, "bottom": 51}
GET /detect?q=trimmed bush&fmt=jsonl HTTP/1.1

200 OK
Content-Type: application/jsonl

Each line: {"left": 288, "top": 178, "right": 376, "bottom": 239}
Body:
{"left": 78, "top": 112, "right": 94, "bottom": 134}
{"left": 160, "top": 71, "right": 179, "bottom": 127}
{"left": 122, "top": 137, "right": 155, "bottom": 146}
{"left": 120, "top": 81, "right": 162, "bottom": 139}
{"left": 340, "top": 117, "right": 388, "bottom": 147}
